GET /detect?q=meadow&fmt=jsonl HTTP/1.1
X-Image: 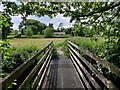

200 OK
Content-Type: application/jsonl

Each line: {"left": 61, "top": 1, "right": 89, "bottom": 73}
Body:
{"left": 9, "top": 38, "right": 66, "bottom": 49}
{"left": 69, "top": 37, "right": 105, "bottom": 48}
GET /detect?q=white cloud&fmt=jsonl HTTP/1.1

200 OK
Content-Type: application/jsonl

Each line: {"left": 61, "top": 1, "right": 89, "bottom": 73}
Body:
{"left": 27, "top": 14, "right": 74, "bottom": 29}
{"left": 10, "top": 14, "right": 74, "bottom": 30}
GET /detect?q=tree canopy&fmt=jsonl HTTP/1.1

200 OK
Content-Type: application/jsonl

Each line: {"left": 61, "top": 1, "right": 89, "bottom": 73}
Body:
{"left": 19, "top": 19, "right": 47, "bottom": 34}
{"left": 2, "top": 2, "right": 120, "bottom": 25}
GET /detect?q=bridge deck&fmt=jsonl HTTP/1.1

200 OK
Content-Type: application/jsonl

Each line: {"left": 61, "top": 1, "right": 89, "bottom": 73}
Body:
{"left": 42, "top": 47, "right": 84, "bottom": 89}
{"left": 57, "top": 55, "right": 84, "bottom": 88}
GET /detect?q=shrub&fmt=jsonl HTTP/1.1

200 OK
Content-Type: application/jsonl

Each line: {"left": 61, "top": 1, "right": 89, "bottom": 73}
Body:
{"left": 44, "top": 27, "right": 54, "bottom": 38}
{"left": 52, "top": 48, "right": 59, "bottom": 59}
{"left": 2, "top": 46, "right": 38, "bottom": 77}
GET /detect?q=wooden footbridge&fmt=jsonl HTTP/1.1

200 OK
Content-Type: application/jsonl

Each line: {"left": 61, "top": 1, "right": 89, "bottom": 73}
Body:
{"left": 0, "top": 41, "right": 120, "bottom": 90}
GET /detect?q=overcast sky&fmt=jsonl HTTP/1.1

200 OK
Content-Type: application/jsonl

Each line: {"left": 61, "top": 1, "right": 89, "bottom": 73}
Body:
{"left": 0, "top": 3, "right": 74, "bottom": 30}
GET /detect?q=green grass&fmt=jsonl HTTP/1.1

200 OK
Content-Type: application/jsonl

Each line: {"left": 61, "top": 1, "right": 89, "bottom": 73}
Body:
{"left": 8, "top": 36, "right": 105, "bottom": 54}
{"left": 20, "top": 35, "right": 44, "bottom": 38}
{"left": 61, "top": 36, "right": 105, "bottom": 56}
{"left": 70, "top": 37, "right": 105, "bottom": 48}
{"left": 9, "top": 38, "right": 66, "bottom": 50}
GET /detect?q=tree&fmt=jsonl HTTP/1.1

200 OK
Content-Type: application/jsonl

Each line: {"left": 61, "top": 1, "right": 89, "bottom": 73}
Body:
{"left": 19, "top": 19, "right": 47, "bottom": 35}
{"left": 48, "top": 23, "right": 54, "bottom": 28}
{"left": 1, "top": 13, "right": 13, "bottom": 39}
{"left": 44, "top": 27, "right": 54, "bottom": 38}
{"left": 57, "top": 22, "right": 63, "bottom": 31}
{"left": 25, "top": 26, "right": 33, "bottom": 37}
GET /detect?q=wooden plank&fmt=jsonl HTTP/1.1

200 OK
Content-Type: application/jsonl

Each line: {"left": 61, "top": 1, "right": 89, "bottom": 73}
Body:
{"left": 17, "top": 46, "right": 53, "bottom": 90}
{"left": 32, "top": 48, "right": 53, "bottom": 89}
{"left": 41, "top": 63, "right": 51, "bottom": 89}
{"left": 36, "top": 53, "right": 52, "bottom": 90}
{"left": 69, "top": 47, "right": 101, "bottom": 89}
{"left": 0, "top": 41, "right": 53, "bottom": 89}
{"left": 69, "top": 53, "right": 90, "bottom": 89}
{"left": 78, "top": 54, "right": 118, "bottom": 89}
{"left": 68, "top": 41, "right": 120, "bottom": 78}
{"left": 69, "top": 44, "right": 118, "bottom": 89}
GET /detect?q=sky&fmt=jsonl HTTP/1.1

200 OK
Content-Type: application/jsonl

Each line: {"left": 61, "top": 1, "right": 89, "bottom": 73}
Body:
{"left": 0, "top": 3, "right": 74, "bottom": 30}
{"left": 11, "top": 14, "right": 74, "bottom": 30}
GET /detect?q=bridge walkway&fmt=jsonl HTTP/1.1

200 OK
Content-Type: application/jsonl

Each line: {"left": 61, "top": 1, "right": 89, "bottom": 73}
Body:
{"left": 42, "top": 47, "right": 84, "bottom": 89}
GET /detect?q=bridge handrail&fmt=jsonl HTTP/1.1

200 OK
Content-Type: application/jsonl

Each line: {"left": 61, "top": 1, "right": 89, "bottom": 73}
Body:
{"left": 0, "top": 41, "right": 53, "bottom": 89}
{"left": 68, "top": 41, "right": 120, "bottom": 77}
{"left": 68, "top": 41, "right": 119, "bottom": 89}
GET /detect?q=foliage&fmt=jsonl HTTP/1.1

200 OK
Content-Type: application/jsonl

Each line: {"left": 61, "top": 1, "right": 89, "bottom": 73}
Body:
{"left": 2, "top": 46, "right": 38, "bottom": 77}
{"left": 74, "top": 28, "right": 84, "bottom": 36}
{"left": 1, "top": 40, "right": 11, "bottom": 60}
{"left": 52, "top": 47, "right": 58, "bottom": 59}
{"left": 73, "top": 23, "right": 85, "bottom": 36}
{"left": 25, "top": 26, "right": 33, "bottom": 37}
{"left": 1, "top": 2, "right": 120, "bottom": 86}
{"left": 19, "top": 19, "right": 47, "bottom": 35}
{"left": 44, "top": 27, "right": 54, "bottom": 38}
{"left": 13, "top": 30, "right": 19, "bottom": 35}
{"left": 0, "top": 14, "right": 9, "bottom": 29}
{"left": 82, "top": 28, "right": 92, "bottom": 37}
{"left": 2, "top": 2, "right": 120, "bottom": 65}
{"left": 62, "top": 39, "right": 69, "bottom": 57}
{"left": 63, "top": 27, "right": 73, "bottom": 34}
{"left": 48, "top": 23, "right": 54, "bottom": 28}
{"left": 101, "top": 22, "right": 120, "bottom": 68}
{"left": 0, "top": 14, "right": 11, "bottom": 39}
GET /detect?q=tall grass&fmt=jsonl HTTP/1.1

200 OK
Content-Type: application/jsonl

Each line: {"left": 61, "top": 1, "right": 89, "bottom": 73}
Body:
{"left": 61, "top": 37, "right": 105, "bottom": 57}
{"left": 69, "top": 37, "right": 105, "bottom": 54}
{"left": 9, "top": 38, "right": 65, "bottom": 49}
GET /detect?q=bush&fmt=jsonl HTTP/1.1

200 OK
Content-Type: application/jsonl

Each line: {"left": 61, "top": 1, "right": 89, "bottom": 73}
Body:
{"left": 52, "top": 48, "right": 59, "bottom": 59}
{"left": 74, "top": 29, "right": 85, "bottom": 36}
{"left": 2, "top": 46, "right": 38, "bottom": 77}
{"left": 44, "top": 27, "right": 54, "bottom": 38}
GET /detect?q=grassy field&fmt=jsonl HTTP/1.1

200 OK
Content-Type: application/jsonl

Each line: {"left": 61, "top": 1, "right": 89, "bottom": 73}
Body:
{"left": 9, "top": 38, "right": 66, "bottom": 49}
{"left": 8, "top": 36, "right": 105, "bottom": 51}
{"left": 70, "top": 37, "right": 105, "bottom": 47}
